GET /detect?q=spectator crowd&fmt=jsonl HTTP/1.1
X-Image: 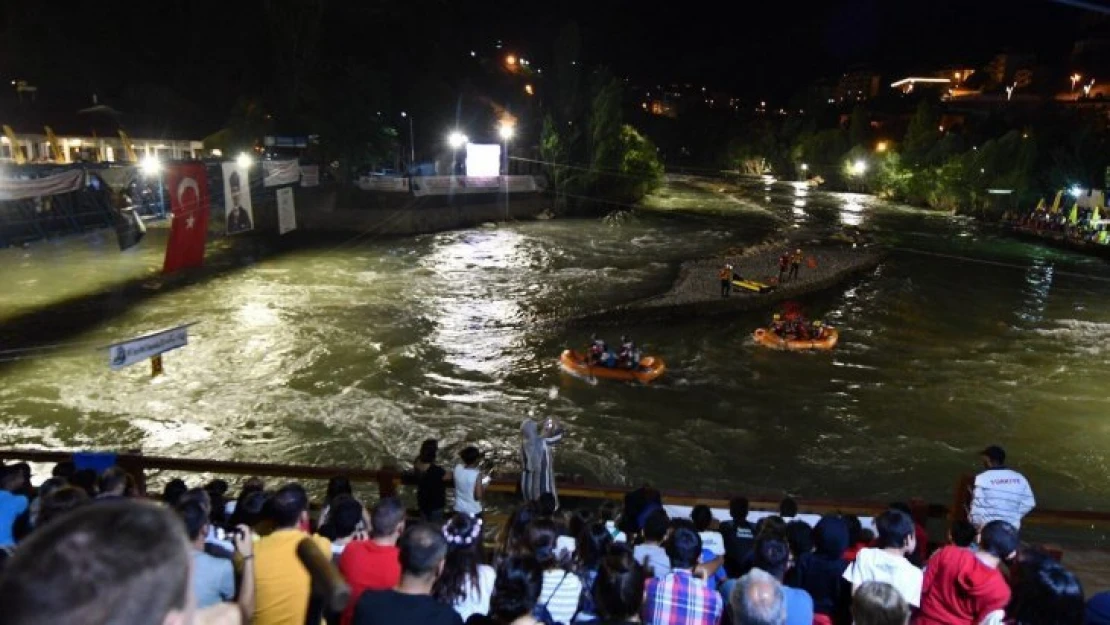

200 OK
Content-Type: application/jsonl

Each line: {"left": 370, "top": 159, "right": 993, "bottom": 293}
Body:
{"left": 0, "top": 443, "right": 1103, "bottom": 625}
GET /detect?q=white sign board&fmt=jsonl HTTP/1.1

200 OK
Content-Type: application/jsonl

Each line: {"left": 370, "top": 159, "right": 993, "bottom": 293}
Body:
{"left": 465, "top": 143, "right": 502, "bottom": 177}
{"left": 276, "top": 187, "right": 296, "bottom": 235}
{"left": 108, "top": 325, "right": 189, "bottom": 370}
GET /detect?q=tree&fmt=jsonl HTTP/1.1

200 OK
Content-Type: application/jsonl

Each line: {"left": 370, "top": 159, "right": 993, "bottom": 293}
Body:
{"left": 587, "top": 70, "right": 624, "bottom": 191}
{"left": 616, "top": 125, "right": 663, "bottom": 202}
{"left": 902, "top": 101, "right": 940, "bottom": 166}
{"left": 848, "top": 105, "right": 870, "bottom": 149}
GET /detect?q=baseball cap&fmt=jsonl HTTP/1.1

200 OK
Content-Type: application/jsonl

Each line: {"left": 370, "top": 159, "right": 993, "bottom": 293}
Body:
{"left": 981, "top": 445, "right": 1006, "bottom": 464}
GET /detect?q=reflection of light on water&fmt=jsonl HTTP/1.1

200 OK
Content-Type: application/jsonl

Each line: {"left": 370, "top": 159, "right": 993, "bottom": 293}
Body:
{"left": 839, "top": 199, "right": 865, "bottom": 226}
{"left": 794, "top": 199, "right": 806, "bottom": 208}
{"left": 1018, "top": 259, "right": 1053, "bottom": 324}
{"left": 236, "top": 301, "right": 280, "bottom": 327}
{"left": 423, "top": 230, "right": 527, "bottom": 377}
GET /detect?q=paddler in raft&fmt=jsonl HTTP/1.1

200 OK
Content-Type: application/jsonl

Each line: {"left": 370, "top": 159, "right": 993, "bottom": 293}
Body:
{"left": 586, "top": 334, "right": 618, "bottom": 368}
{"left": 617, "top": 335, "right": 642, "bottom": 370}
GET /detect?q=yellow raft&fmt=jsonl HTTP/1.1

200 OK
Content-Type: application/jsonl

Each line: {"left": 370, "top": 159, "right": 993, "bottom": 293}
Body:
{"left": 559, "top": 349, "right": 667, "bottom": 384}
{"left": 752, "top": 327, "right": 839, "bottom": 351}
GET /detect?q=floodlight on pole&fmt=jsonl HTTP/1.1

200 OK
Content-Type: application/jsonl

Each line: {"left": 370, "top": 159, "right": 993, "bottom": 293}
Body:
{"left": 236, "top": 152, "right": 253, "bottom": 169}
{"left": 498, "top": 123, "right": 515, "bottom": 141}
{"left": 140, "top": 155, "right": 162, "bottom": 176}
{"left": 448, "top": 131, "right": 468, "bottom": 148}
{"left": 851, "top": 160, "right": 867, "bottom": 176}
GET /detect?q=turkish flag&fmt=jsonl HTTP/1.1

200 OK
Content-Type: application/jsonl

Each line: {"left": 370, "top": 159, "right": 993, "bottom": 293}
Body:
{"left": 162, "top": 163, "right": 210, "bottom": 274}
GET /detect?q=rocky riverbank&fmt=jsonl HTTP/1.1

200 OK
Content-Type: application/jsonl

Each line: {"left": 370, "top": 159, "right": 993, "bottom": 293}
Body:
{"left": 572, "top": 242, "right": 885, "bottom": 326}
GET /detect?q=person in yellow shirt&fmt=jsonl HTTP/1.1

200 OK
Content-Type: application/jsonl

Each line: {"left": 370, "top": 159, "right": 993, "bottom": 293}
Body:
{"left": 253, "top": 483, "right": 333, "bottom": 625}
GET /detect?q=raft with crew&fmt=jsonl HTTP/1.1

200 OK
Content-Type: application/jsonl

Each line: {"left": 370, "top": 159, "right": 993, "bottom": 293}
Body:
{"left": 753, "top": 313, "right": 838, "bottom": 351}
{"left": 559, "top": 335, "right": 666, "bottom": 384}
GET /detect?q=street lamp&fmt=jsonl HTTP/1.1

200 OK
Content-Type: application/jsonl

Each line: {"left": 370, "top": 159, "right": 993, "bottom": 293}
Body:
{"left": 401, "top": 111, "right": 415, "bottom": 170}
{"left": 875, "top": 141, "right": 888, "bottom": 153}
{"left": 799, "top": 163, "right": 808, "bottom": 181}
{"left": 851, "top": 160, "right": 867, "bottom": 176}
{"left": 1071, "top": 73, "right": 1082, "bottom": 92}
{"left": 505, "top": 54, "right": 517, "bottom": 68}
{"left": 140, "top": 155, "right": 162, "bottom": 176}
{"left": 1084, "top": 79, "right": 1096, "bottom": 97}
{"left": 447, "top": 131, "right": 467, "bottom": 176}
{"left": 236, "top": 152, "right": 253, "bottom": 169}
{"left": 447, "top": 131, "right": 468, "bottom": 149}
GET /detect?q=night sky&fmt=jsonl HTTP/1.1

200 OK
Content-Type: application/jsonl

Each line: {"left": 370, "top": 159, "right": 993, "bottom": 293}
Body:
{"left": 0, "top": 0, "right": 1102, "bottom": 130}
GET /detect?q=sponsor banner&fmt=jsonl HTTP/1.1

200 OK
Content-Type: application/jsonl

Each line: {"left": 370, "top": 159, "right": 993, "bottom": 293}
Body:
{"left": 357, "top": 175, "right": 409, "bottom": 192}
{"left": 108, "top": 324, "right": 189, "bottom": 370}
{"left": 262, "top": 160, "right": 300, "bottom": 187}
{"left": 0, "top": 169, "right": 84, "bottom": 201}
{"left": 411, "top": 175, "right": 538, "bottom": 197}
{"left": 277, "top": 187, "right": 296, "bottom": 234}
{"left": 300, "top": 165, "right": 319, "bottom": 187}
{"left": 221, "top": 162, "right": 255, "bottom": 234}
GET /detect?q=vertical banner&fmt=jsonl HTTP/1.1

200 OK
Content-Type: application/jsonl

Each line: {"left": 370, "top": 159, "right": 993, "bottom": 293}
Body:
{"left": 221, "top": 162, "right": 255, "bottom": 234}
{"left": 300, "top": 165, "right": 319, "bottom": 187}
{"left": 276, "top": 187, "right": 296, "bottom": 235}
{"left": 162, "top": 163, "right": 210, "bottom": 274}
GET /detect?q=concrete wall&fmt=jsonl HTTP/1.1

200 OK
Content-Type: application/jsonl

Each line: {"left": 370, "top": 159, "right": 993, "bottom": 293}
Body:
{"left": 289, "top": 186, "right": 552, "bottom": 236}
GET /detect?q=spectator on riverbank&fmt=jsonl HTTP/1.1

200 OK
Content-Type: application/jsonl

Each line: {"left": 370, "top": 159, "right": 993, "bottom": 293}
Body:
{"left": 433, "top": 513, "right": 496, "bottom": 622}
{"left": 318, "top": 494, "right": 365, "bottom": 559}
{"left": 720, "top": 496, "right": 756, "bottom": 578}
{"left": 851, "top": 581, "right": 909, "bottom": 625}
{"left": 340, "top": 496, "right": 406, "bottom": 625}
{"left": 529, "top": 519, "right": 582, "bottom": 624}
{"left": 592, "top": 545, "right": 646, "bottom": 623}
{"left": 70, "top": 468, "right": 97, "bottom": 498}
{"left": 621, "top": 485, "right": 663, "bottom": 537}
{"left": 721, "top": 536, "right": 812, "bottom": 625}
{"left": 180, "top": 500, "right": 234, "bottom": 608}
{"left": 575, "top": 521, "right": 614, "bottom": 621}
{"left": 454, "top": 446, "right": 486, "bottom": 517}
{"left": 842, "top": 515, "right": 873, "bottom": 562}
{"left": 352, "top": 523, "right": 462, "bottom": 625}
{"left": 947, "top": 520, "right": 976, "bottom": 548}
{"left": 643, "top": 525, "right": 722, "bottom": 625}
{"left": 319, "top": 475, "right": 354, "bottom": 527}
{"left": 1007, "top": 549, "right": 1084, "bottom": 625}
{"left": 635, "top": 509, "right": 672, "bottom": 578}
{"left": 729, "top": 568, "right": 786, "bottom": 625}
{"left": 692, "top": 504, "right": 726, "bottom": 561}
{"left": 843, "top": 510, "right": 922, "bottom": 608}
{"left": 468, "top": 556, "right": 545, "bottom": 625}
{"left": 914, "top": 520, "right": 1017, "bottom": 625}
{"left": 889, "top": 503, "right": 927, "bottom": 565}
{"left": 252, "top": 483, "right": 332, "bottom": 625}
{"left": 96, "top": 466, "right": 130, "bottom": 499}
{"left": 0, "top": 500, "right": 200, "bottom": 625}
{"left": 0, "top": 466, "right": 28, "bottom": 548}
{"left": 34, "top": 486, "right": 88, "bottom": 529}
{"left": 779, "top": 498, "right": 798, "bottom": 521}
{"left": 162, "top": 478, "right": 187, "bottom": 506}
{"left": 787, "top": 515, "right": 850, "bottom": 625}
{"left": 785, "top": 521, "right": 813, "bottom": 565}
{"left": 415, "top": 439, "right": 448, "bottom": 521}
{"left": 969, "top": 445, "right": 1035, "bottom": 530}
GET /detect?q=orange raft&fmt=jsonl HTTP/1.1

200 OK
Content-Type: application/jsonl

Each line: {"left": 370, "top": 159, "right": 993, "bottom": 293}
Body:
{"left": 752, "top": 327, "right": 839, "bottom": 351}
{"left": 559, "top": 349, "right": 667, "bottom": 384}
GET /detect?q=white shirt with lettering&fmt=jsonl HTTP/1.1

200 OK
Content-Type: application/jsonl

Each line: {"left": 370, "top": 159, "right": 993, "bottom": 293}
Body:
{"left": 969, "top": 467, "right": 1036, "bottom": 529}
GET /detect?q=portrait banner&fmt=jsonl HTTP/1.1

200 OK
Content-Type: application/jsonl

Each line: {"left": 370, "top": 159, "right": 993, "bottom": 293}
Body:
{"left": 221, "top": 162, "right": 255, "bottom": 234}
{"left": 276, "top": 187, "right": 296, "bottom": 235}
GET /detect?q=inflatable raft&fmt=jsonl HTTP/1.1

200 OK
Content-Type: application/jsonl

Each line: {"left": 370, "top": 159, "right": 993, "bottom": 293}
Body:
{"left": 559, "top": 349, "right": 666, "bottom": 384}
{"left": 752, "top": 327, "right": 839, "bottom": 351}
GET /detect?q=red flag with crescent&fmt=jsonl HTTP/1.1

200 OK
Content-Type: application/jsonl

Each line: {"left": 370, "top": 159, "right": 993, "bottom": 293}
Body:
{"left": 162, "top": 163, "right": 210, "bottom": 274}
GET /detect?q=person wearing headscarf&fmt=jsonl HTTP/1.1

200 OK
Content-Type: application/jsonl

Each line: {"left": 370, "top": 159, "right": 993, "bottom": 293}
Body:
{"left": 520, "top": 417, "right": 564, "bottom": 508}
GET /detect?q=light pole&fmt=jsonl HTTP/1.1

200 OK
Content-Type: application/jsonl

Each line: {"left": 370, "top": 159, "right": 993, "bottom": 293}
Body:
{"left": 499, "top": 121, "right": 515, "bottom": 218}
{"left": 1071, "top": 73, "right": 1082, "bottom": 93}
{"left": 401, "top": 112, "right": 415, "bottom": 171}
{"left": 799, "top": 163, "right": 808, "bottom": 181}
{"left": 447, "top": 131, "right": 467, "bottom": 176}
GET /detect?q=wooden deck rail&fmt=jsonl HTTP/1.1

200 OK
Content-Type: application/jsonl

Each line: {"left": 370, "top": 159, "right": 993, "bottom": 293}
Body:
{"left": 3, "top": 448, "right": 1108, "bottom": 530}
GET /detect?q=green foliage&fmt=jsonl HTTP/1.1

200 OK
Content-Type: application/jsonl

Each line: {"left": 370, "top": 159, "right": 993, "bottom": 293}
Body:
{"left": 848, "top": 106, "right": 870, "bottom": 149}
{"left": 902, "top": 101, "right": 940, "bottom": 166}
{"left": 616, "top": 125, "right": 664, "bottom": 201}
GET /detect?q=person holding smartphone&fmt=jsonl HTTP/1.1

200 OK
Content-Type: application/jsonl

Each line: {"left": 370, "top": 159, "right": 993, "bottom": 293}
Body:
{"left": 453, "top": 446, "right": 486, "bottom": 517}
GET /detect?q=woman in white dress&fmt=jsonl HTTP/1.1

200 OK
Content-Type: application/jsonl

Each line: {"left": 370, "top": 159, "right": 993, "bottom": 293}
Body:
{"left": 433, "top": 512, "right": 497, "bottom": 622}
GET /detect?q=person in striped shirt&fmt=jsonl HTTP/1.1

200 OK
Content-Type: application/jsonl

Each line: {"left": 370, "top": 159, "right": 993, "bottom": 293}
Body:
{"left": 643, "top": 525, "right": 723, "bottom": 625}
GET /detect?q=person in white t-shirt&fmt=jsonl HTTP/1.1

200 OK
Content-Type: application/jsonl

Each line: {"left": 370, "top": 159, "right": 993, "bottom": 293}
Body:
{"left": 691, "top": 504, "right": 725, "bottom": 558}
{"left": 969, "top": 445, "right": 1036, "bottom": 530}
{"left": 843, "top": 509, "right": 923, "bottom": 608}
{"left": 453, "top": 446, "right": 488, "bottom": 516}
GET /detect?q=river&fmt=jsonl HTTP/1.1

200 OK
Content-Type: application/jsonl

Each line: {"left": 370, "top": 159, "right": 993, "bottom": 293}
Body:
{"left": 3, "top": 177, "right": 1110, "bottom": 511}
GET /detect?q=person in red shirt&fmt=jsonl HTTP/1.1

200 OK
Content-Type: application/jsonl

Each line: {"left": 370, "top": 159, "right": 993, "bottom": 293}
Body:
{"left": 338, "top": 497, "right": 407, "bottom": 625}
{"left": 913, "top": 520, "right": 1017, "bottom": 625}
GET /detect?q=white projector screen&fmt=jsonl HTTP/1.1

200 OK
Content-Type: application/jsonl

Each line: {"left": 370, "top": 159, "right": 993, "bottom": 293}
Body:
{"left": 465, "top": 143, "right": 502, "bottom": 177}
